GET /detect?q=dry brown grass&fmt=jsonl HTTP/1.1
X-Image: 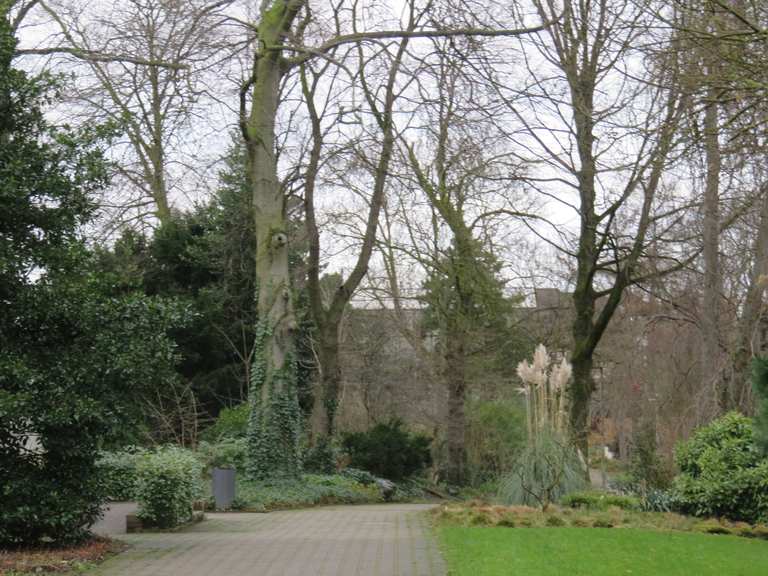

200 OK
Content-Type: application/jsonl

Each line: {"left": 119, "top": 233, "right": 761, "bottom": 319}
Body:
{"left": 432, "top": 502, "right": 768, "bottom": 540}
{"left": 0, "top": 537, "right": 124, "bottom": 575}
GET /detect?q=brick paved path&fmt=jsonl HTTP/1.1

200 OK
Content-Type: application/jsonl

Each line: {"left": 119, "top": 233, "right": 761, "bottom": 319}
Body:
{"left": 93, "top": 504, "right": 445, "bottom": 576}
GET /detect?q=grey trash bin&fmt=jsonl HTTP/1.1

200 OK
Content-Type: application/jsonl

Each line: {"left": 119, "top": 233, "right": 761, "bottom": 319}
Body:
{"left": 212, "top": 467, "right": 236, "bottom": 510}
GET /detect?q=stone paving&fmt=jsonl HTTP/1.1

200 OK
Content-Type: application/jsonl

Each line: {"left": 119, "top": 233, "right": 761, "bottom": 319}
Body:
{"left": 92, "top": 504, "right": 445, "bottom": 576}
{"left": 92, "top": 502, "right": 139, "bottom": 536}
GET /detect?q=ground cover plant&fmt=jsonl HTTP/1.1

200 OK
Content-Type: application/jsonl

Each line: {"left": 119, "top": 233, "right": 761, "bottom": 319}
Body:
{"left": 437, "top": 526, "right": 768, "bottom": 576}
{"left": 234, "top": 474, "right": 382, "bottom": 511}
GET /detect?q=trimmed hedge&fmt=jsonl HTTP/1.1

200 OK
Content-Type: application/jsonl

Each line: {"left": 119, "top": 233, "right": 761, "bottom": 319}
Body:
{"left": 135, "top": 446, "right": 203, "bottom": 529}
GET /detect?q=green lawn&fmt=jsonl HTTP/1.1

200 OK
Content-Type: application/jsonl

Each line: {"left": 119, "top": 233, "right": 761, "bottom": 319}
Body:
{"left": 438, "top": 526, "right": 768, "bottom": 576}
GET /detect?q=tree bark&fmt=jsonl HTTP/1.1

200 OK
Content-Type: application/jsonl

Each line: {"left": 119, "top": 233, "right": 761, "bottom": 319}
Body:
{"left": 243, "top": 0, "right": 304, "bottom": 480}
{"left": 730, "top": 185, "right": 768, "bottom": 409}
{"left": 303, "top": 32, "right": 410, "bottom": 439}
{"left": 444, "top": 317, "right": 467, "bottom": 485}
{"left": 701, "top": 88, "right": 724, "bottom": 410}
{"left": 312, "top": 324, "right": 342, "bottom": 436}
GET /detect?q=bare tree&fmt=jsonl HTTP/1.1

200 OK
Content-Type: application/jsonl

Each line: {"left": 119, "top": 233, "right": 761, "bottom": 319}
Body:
{"left": 239, "top": 0, "right": 551, "bottom": 478}
{"left": 24, "top": 0, "right": 232, "bottom": 229}
{"left": 473, "top": 0, "right": 689, "bottom": 457}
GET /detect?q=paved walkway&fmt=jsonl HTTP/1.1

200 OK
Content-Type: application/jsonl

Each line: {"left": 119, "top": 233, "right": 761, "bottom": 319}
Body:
{"left": 92, "top": 504, "right": 445, "bottom": 576}
{"left": 92, "top": 502, "right": 139, "bottom": 536}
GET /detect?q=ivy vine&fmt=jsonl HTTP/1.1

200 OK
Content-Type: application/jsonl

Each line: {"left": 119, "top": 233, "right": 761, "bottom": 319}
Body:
{"left": 246, "top": 319, "right": 302, "bottom": 480}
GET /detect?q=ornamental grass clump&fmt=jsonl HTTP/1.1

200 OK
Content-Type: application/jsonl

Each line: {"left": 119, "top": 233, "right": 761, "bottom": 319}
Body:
{"left": 498, "top": 345, "right": 587, "bottom": 510}
{"left": 516, "top": 344, "right": 571, "bottom": 438}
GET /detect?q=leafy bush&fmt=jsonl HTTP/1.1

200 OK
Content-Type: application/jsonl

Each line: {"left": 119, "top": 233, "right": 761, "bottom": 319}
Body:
{"left": 342, "top": 419, "right": 432, "bottom": 481}
{"left": 497, "top": 430, "right": 587, "bottom": 510}
{"left": 96, "top": 448, "right": 146, "bottom": 501}
{"left": 200, "top": 403, "right": 249, "bottom": 441}
{"left": 465, "top": 400, "right": 526, "bottom": 485}
{"left": 628, "top": 422, "right": 672, "bottom": 489}
{"left": 135, "top": 446, "right": 203, "bottom": 529}
{"left": 341, "top": 467, "right": 378, "bottom": 486}
{"left": 303, "top": 436, "right": 337, "bottom": 474}
{"left": 196, "top": 438, "right": 247, "bottom": 471}
{"left": 0, "top": 21, "right": 189, "bottom": 545}
{"left": 639, "top": 488, "right": 677, "bottom": 513}
{"left": 560, "top": 490, "right": 640, "bottom": 511}
{"left": 610, "top": 473, "right": 677, "bottom": 513}
{"left": 672, "top": 411, "right": 768, "bottom": 523}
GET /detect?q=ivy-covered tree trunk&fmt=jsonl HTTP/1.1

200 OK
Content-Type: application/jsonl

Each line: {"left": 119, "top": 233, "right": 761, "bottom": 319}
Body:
{"left": 315, "top": 322, "right": 342, "bottom": 437}
{"left": 242, "top": 0, "right": 304, "bottom": 480}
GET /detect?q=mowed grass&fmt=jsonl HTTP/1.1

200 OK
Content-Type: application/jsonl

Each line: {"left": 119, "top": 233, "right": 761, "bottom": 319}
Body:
{"left": 438, "top": 526, "right": 768, "bottom": 576}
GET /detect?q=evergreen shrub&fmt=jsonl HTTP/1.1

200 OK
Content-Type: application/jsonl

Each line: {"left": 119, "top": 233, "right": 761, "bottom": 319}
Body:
{"left": 135, "top": 447, "right": 203, "bottom": 528}
{"left": 672, "top": 411, "right": 768, "bottom": 523}
{"left": 96, "top": 448, "right": 146, "bottom": 501}
{"left": 200, "top": 403, "right": 249, "bottom": 441}
{"left": 342, "top": 419, "right": 432, "bottom": 481}
{"left": 196, "top": 438, "right": 247, "bottom": 471}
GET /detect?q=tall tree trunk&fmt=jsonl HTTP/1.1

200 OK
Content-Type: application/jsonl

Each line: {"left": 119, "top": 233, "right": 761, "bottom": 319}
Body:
{"left": 243, "top": 0, "right": 303, "bottom": 480}
{"left": 570, "top": 321, "right": 596, "bottom": 460}
{"left": 148, "top": 64, "right": 170, "bottom": 225}
{"left": 444, "top": 318, "right": 467, "bottom": 486}
{"left": 302, "top": 35, "right": 411, "bottom": 440}
{"left": 730, "top": 185, "right": 768, "bottom": 408}
{"left": 569, "top": 72, "right": 598, "bottom": 461}
{"left": 312, "top": 322, "right": 342, "bottom": 437}
{"left": 701, "top": 89, "right": 724, "bottom": 410}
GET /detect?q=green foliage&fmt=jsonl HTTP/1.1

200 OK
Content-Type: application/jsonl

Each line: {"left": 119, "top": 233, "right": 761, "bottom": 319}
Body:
{"left": 628, "top": 422, "right": 672, "bottom": 490}
{"left": 196, "top": 438, "right": 247, "bottom": 471}
{"left": 302, "top": 435, "right": 337, "bottom": 474}
{"left": 96, "top": 448, "right": 147, "bottom": 501}
{"left": 637, "top": 488, "right": 677, "bottom": 513}
{"left": 246, "top": 320, "right": 302, "bottom": 480}
{"left": 422, "top": 240, "right": 509, "bottom": 331}
{"left": 0, "top": 258, "right": 188, "bottom": 547}
{"left": 135, "top": 446, "right": 203, "bottom": 529}
{"left": 560, "top": 491, "right": 641, "bottom": 511}
{"left": 672, "top": 412, "right": 768, "bottom": 523}
{"left": 422, "top": 242, "right": 531, "bottom": 381}
{"left": 236, "top": 474, "right": 381, "bottom": 510}
{"left": 340, "top": 467, "right": 378, "bottom": 486}
{"left": 466, "top": 399, "right": 526, "bottom": 485}
{"left": 0, "top": 19, "right": 188, "bottom": 545}
{"left": 93, "top": 139, "right": 259, "bottom": 422}
{"left": 342, "top": 419, "right": 432, "bottom": 482}
{"left": 200, "top": 403, "right": 249, "bottom": 441}
{"left": 497, "top": 430, "right": 588, "bottom": 509}
{"left": 753, "top": 357, "right": 768, "bottom": 455}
